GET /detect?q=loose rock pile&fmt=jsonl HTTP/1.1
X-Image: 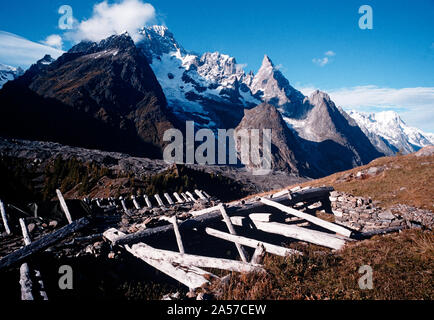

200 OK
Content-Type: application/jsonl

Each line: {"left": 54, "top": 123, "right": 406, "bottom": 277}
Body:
{"left": 330, "top": 191, "right": 433, "bottom": 232}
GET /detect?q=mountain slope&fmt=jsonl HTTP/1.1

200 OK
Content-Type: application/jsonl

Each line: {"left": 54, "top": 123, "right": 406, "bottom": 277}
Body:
{"left": 0, "top": 63, "right": 23, "bottom": 89}
{"left": 349, "top": 110, "right": 434, "bottom": 154}
{"left": 0, "top": 33, "right": 175, "bottom": 158}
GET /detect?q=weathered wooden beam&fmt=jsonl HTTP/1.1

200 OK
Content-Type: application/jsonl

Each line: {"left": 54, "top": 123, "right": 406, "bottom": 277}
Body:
{"left": 56, "top": 189, "right": 73, "bottom": 224}
{"left": 194, "top": 190, "right": 207, "bottom": 200}
{"left": 181, "top": 193, "right": 190, "bottom": 202}
{"left": 126, "top": 241, "right": 263, "bottom": 273}
{"left": 205, "top": 227, "right": 301, "bottom": 257}
{"left": 186, "top": 191, "right": 197, "bottom": 202}
{"left": 131, "top": 196, "right": 141, "bottom": 210}
{"left": 261, "top": 197, "right": 352, "bottom": 237}
{"left": 249, "top": 213, "right": 272, "bottom": 222}
{"left": 154, "top": 194, "right": 165, "bottom": 207}
{"left": 173, "top": 192, "right": 184, "bottom": 204}
{"left": 19, "top": 218, "right": 48, "bottom": 300}
{"left": 0, "top": 217, "right": 90, "bottom": 270}
{"left": 249, "top": 220, "right": 346, "bottom": 250}
{"left": 201, "top": 191, "right": 211, "bottom": 199}
{"left": 164, "top": 193, "right": 174, "bottom": 205}
{"left": 190, "top": 205, "right": 222, "bottom": 217}
{"left": 171, "top": 216, "right": 185, "bottom": 254}
{"left": 143, "top": 195, "right": 153, "bottom": 208}
{"left": 0, "top": 200, "right": 11, "bottom": 235}
{"left": 219, "top": 204, "right": 248, "bottom": 262}
{"left": 103, "top": 229, "right": 210, "bottom": 289}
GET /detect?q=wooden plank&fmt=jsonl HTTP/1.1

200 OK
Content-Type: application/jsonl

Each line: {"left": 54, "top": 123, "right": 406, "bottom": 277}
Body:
{"left": 261, "top": 197, "right": 352, "bottom": 237}
{"left": 271, "top": 189, "right": 289, "bottom": 198}
{"left": 251, "top": 220, "right": 346, "bottom": 250}
{"left": 181, "top": 193, "right": 190, "bottom": 202}
{"left": 173, "top": 192, "right": 184, "bottom": 204}
{"left": 205, "top": 227, "right": 301, "bottom": 257}
{"left": 194, "top": 190, "right": 207, "bottom": 200}
{"left": 219, "top": 204, "right": 248, "bottom": 262}
{"left": 164, "top": 193, "right": 174, "bottom": 205}
{"left": 144, "top": 195, "right": 153, "bottom": 208}
{"left": 0, "top": 217, "right": 90, "bottom": 270}
{"left": 56, "top": 189, "right": 73, "bottom": 224}
{"left": 190, "top": 205, "right": 222, "bottom": 217}
{"left": 201, "top": 191, "right": 211, "bottom": 199}
{"left": 249, "top": 213, "right": 272, "bottom": 222}
{"left": 131, "top": 196, "right": 141, "bottom": 210}
{"left": 0, "top": 200, "right": 11, "bottom": 235}
{"left": 154, "top": 194, "right": 165, "bottom": 207}
{"left": 185, "top": 191, "right": 197, "bottom": 202}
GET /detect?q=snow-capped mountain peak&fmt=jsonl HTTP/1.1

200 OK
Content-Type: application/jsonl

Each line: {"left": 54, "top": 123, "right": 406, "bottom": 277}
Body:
{"left": 348, "top": 110, "right": 434, "bottom": 154}
{"left": 0, "top": 63, "right": 24, "bottom": 89}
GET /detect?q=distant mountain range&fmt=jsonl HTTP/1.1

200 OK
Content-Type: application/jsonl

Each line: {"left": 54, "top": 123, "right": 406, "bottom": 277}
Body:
{"left": 0, "top": 26, "right": 432, "bottom": 178}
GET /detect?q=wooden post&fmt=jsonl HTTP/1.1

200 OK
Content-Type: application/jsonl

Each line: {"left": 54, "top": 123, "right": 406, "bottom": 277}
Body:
{"left": 201, "top": 190, "right": 211, "bottom": 198}
{"left": 154, "top": 194, "right": 165, "bottom": 207}
{"left": 205, "top": 227, "right": 301, "bottom": 257}
{"left": 186, "top": 191, "right": 197, "bottom": 202}
{"left": 219, "top": 204, "right": 248, "bottom": 262}
{"left": 181, "top": 193, "right": 191, "bottom": 202}
{"left": 164, "top": 193, "right": 174, "bottom": 205}
{"left": 56, "top": 189, "right": 73, "bottom": 224}
{"left": 131, "top": 196, "right": 141, "bottom": 210}
{"left": 173, "top": 192, "right": 184, "bottom": 203}
{"left": 144, "top": 195, "right": 153, "bottom": 208}
{"left": 19, "top": 218, "right": 48, "bottom": 300}
{"left": 250, "top": 244, "right": 266, "bottom": 264}
{"left": 260, "top": 197, "right": 352, "bottom": 237}
{"left": 120, "top": 197, "right": 129, "bottom": 214}
{"left": 194, "top": 190, "right": 207, "bottom": 200}
{"left": 0, "top": 200, "right": 11, "bottom": 235}
{"left": 171, "top": 216, "right": 185, "bottom": 254}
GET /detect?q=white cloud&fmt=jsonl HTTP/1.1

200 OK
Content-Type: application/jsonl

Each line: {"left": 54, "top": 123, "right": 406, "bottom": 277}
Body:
{"left": 312, "top": 56, "right": 329, "bottom": 67}
{"left": 324, "top": 50, "right": 336, "bottom": 57}
{"left": 66, "top": 0, "right": 156, "bottom": 43}
{"left": 42, "top": 34, "right": 63, "bottom": 50}
{"left": 0, "top": 31, "right": 64, "bottom": 69}
{"left": 296, "top": 85, "right": 434, "bottom": 132}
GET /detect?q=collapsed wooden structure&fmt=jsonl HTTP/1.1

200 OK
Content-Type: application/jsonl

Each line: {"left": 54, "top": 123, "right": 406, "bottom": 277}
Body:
{"left": 0, "top": 185, "right": 387, "bottom": 299}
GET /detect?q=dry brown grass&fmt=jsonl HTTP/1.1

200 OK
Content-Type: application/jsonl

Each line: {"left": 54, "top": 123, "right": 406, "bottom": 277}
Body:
{"left": 242, "top": 153, "right": 434, "bottom": 211}
{"left": 212, "top": 229, "right": 434, "bottom": 300}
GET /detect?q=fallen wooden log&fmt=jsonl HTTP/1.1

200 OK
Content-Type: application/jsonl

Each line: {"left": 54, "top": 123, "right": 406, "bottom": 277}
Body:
{"left": 358, "top": 226, "right": 406, "bottom": 239}
{"left": 0, "top": 217, "right": 90, "bottom": 270}
{"left": 0, "top": 200, "right": 11, "bottom": 235}
{"left": 261, "top": 197, "right": 352, "bottom": 237}
{"left": 103, "top": 229, "right": 211, "bottom": 289}
{"left": 248, "top": 220, "right": 346, "bottom": 250}
{"left": 128, "top": 242, "right": 263, "bottom": 273}
{"left": 204, "top": 227, "right": 301, "bottom": 257}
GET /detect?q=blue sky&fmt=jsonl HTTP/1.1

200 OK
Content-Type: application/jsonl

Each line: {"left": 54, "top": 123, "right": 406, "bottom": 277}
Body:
{"left": 0, "top": 0, "right": 433, "bottom": 131}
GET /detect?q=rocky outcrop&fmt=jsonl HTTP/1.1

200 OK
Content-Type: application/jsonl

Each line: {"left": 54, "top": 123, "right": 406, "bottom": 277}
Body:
{"left": 0, "top": 33, "right": 175, "bottom": 158}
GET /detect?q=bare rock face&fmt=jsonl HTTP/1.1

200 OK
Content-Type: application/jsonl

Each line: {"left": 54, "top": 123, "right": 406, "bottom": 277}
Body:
{"left": 234, "top": 103, "right": 310, "bottom": 175}
{"left": 249, "top": 55, "right": 308, "bottom": 118}
{"left": 0, "top": 33, "right": 175, "bottom": 159}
